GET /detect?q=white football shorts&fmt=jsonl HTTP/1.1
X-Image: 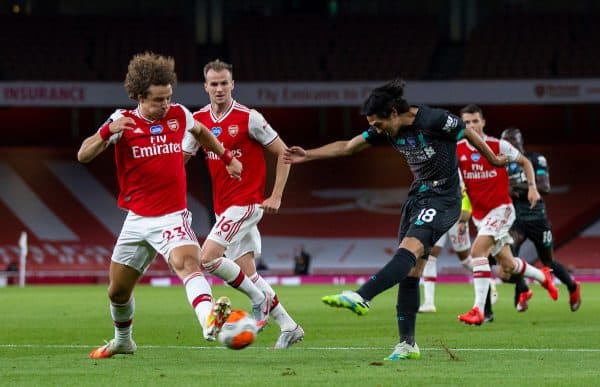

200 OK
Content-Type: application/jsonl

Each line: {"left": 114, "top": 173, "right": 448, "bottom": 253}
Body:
{"left": 434, "top": 221, "right": 471, "bottom": 252}
{"left": 111, "top": 209, "right": 199, "bottom": 273}
{"left": 207, "top": 204, "right": 264, "bottom": 260}
{"left": 472, "top": 203, "right": 515, "bottom": 256}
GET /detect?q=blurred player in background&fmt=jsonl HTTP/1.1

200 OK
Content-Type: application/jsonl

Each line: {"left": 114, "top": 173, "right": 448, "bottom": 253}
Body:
{"left": 78, "top": 52, "right": 265, "bottom": 358}
{"left": 501, "top": 127, "right": 581, "bottom": 312}
{"left": 284, "top": 79, "right": 505, "bottom": 360}
{"left": 457, "top": 104, "right": 558, "bottom": 325}
{"left": 183, "top": 59, "right": 303, "bottom": 349}
{"left": 419, "top": 190, "right": 497, "bottom": 322}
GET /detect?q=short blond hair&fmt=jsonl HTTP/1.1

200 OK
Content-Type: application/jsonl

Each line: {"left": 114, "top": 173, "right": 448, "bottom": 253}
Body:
{"left": 203, "top": 59, "right": 233, "bottom": 80}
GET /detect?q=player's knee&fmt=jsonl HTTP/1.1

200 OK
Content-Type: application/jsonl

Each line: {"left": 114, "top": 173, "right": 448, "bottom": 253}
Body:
{"left": 107, "top": 284, "right": 132, "bottom": 304}
{"left": 170, "top": 253, "right": 200, "bottom": 276}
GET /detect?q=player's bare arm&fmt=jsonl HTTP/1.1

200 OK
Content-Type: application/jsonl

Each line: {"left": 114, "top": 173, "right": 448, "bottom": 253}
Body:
{"left": 536, "top": 168, "right": 551, "bottom": 195}
{"left": 463, "top": 127, "right": 507, "bottom": 167}
{"left": 515, "top": 154, "right": 541, "bottom": 208}
{"left": 262, "top": 137, "right": 291, "bottom": 214}
{"left": 283, "top": 134, "right": 370, "bottom": 164}
{"left": 189, "top": 120, "right": 243, "bottom": 180}
{"left": 77, "top": 116, "right": 135, "bottom": 163}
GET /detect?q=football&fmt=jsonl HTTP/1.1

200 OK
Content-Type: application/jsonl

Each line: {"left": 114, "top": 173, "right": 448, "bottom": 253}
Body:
{"left": 217, "top": 309, "right": 258, "bottom": 350}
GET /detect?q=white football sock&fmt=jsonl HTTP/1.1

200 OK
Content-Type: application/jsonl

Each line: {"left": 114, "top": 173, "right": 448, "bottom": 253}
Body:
{"left": 250, "top": 273, "right": 296, "bottom": 331}
{"left": 472, "top": 257, "right": 491, "bottom": 312}
{"left": 422, "top": 256, "right": 437, "bottom": 306}
{"left": 204, "top": 257, "right": 264, "bottom": 304}
{"left": 183, "top": 272, "right": 213, "bottom": 331}
{"left": 512, "top": 257, "right": 544, "bottom": 282}
{"left": 110, "top": 297, "right": 135, "bottom": 343}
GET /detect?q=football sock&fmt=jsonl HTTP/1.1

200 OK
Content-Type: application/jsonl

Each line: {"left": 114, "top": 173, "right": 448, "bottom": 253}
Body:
{"left": 183, "top": 272, "right": 212, "bottom": 330}
{"left": 513, "top": 258, "right": 544, "bottom": 282}
{"left": 550, "top": 261, "right": 576, "bottom": 291}
{"left": 250, "top": 273, "right": 296, "bottom": 331}
{"left": 357, "top": 248, "right": 416, "bottom": 301}
{"left": 422, "top": 256, "right": 437, "bottom": 306}
{"left": 396, "top": 276, "right": 420, "bottom": 346}
{"left": 110, "top": 297, "right": 135, "bottom": 343}
{"left": 472, "top": 257, "right": 491, "bottom": 312}
{"left": 203, "top": 257, "right": 264, "bottom": 304}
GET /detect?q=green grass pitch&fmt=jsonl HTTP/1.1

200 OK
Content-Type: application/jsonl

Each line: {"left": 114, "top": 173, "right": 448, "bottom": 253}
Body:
{"left": 1, "top": 282, "right": 598, "bottom": 386}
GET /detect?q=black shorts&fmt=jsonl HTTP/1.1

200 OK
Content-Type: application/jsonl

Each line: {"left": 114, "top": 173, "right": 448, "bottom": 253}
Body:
{"left": 398, "top": 194, "right": 461, "bottom": 258}
{"left": 511, "top": 216, "right": 553, "bottom": 250}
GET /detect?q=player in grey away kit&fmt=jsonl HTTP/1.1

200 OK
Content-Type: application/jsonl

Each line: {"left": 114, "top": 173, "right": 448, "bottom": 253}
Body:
{"left": 500, "top": 127, "right": 581, "bottom": 312}
{"left": 284, "top": 79, "right": 506, "bottom": 360}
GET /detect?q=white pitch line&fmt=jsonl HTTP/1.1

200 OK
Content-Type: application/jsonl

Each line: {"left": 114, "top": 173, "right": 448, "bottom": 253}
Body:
{"left": 0, "top": 344, "right": 599, "bottom": 352}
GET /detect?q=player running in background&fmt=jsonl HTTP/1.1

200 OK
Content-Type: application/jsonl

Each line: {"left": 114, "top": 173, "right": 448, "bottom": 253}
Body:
{"left": 284, "top": 79, "right": 505, "bottom": 360}
{"left": 79, "top": 52, "right": 267, "bottom": 358}
{"left": 457, "top": 104, "right": 558, "bottom": 325}
{"left": 500, "top": 127, "right": 581, "bottom": 312}
{"left": 419, "top": 190, "right": 497, "bottom": 322}
{"left": 183, "top": 59, "right": 303, "bottom": 348}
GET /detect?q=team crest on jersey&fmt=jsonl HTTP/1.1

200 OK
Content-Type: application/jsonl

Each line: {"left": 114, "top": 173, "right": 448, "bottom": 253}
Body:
{"left": 150, "top": 125, "right": 163, "bottom": 135}
{"left": 471, "top": 153, "right": 481, "bottom": 162}
{"left": 211, "top": 127, "right": 222, "bottom": 137}
{"left": 167, "top": 119, "right": 179, "bottom": 131}
{"left": 228, "top": 125, "right": 239, "bottom": 137}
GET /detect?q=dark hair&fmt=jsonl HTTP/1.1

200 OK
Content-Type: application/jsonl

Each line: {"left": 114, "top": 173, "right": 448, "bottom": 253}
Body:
{"left": 501, "top": 127, "right": 523, "bottom": 142}
{"left": 460, "top": 104, "right": 484, "bottom": 117}
{"left": 203, "top": 59, "right": 233, "bottom": 80}
{"left": 124, "top": 52, "right": 177, "bottom": 100}
{"left": 361, "top": 79, "right": 410, "bottom": 118}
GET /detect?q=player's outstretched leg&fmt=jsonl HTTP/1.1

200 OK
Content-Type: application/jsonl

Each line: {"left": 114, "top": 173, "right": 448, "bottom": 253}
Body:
{"left": 248, "top": 273, "right": 304, "bottom": 348}
{"left": 322, "top": 290, "right": 370, "bottom": 316}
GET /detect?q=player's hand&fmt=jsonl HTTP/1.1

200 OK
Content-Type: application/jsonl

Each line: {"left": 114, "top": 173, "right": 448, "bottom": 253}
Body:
{"left": 283, "top": 146, "right": 308, "bottom": 164}
{"left": 489, "top": 154, "right": 508, "bottom": 167}
{"left": 457, "top": 220, "right": 467, "bottom": 234}
{"left": 226, "top": 158, "right": 243, "bottom": 180}
{"left": 527, "top": 186, "right": 541, "bottom": 208}
{"left": 260, "top": 196, "right": 282, "bottom": 214}
{"left": 109, "top": 117, "right": 136, "bottom": 134}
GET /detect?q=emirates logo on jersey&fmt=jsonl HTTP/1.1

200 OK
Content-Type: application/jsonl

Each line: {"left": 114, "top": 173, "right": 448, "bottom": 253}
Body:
{"left": 167, "top": 119, "right": 179, "bottom": 131}
{"left": 228, "top": 125, "right": 239, "bottom": 137}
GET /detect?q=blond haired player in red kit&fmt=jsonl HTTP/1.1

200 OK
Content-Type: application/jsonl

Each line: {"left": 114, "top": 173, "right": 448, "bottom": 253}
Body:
{"left": 183, "top": 59, "right": 303, "bottom": 349}
{"left": 79, "top": 52, "right": 268, "bottom": 358}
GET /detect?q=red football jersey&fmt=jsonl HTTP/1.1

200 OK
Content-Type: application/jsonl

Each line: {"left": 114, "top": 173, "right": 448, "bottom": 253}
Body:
{"left": 102, "top": 104, "right": 195, "bottom": 216}
{"left": 457, "top": 135, "right": 520, "bottom": 220}
{"left": 183, "top": 100, "right": 278, "bottom": 215}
